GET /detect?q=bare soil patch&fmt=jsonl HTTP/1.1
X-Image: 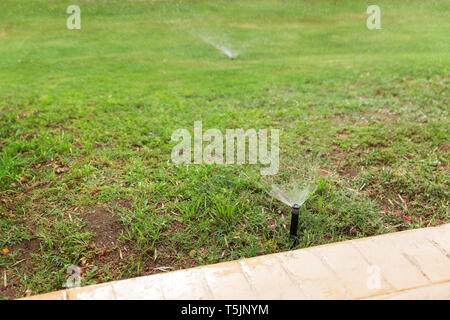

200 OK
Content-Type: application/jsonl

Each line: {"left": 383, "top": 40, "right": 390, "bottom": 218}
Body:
{"left": 1, "top": 239, "right": 41, "bottom": 299}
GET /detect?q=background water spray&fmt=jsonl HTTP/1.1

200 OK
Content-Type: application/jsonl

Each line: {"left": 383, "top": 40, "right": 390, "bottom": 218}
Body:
{"left": 198, "top": 34, "right": 239, "bottom": 59}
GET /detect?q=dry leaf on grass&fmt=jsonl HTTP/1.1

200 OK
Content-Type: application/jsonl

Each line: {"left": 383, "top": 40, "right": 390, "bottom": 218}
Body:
{"left": 55, "top": 167, "right": 69, "bottom": 174}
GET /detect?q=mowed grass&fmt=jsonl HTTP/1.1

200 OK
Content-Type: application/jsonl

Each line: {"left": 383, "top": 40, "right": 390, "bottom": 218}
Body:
{"left": 0, "top": 0, "right": 449, "bottom": 299}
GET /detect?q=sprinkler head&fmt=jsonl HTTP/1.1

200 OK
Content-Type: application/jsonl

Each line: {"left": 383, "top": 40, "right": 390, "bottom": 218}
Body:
{"left": 289, "top": 204, "right": 300, "bottom": 243}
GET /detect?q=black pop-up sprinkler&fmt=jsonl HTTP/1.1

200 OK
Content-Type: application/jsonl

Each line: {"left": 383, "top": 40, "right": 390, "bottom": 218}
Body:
{"left": 289, "top": 203, "right": 300, "bottom": 243}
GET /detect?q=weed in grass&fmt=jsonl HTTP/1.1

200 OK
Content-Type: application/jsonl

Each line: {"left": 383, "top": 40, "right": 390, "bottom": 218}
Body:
{"left": 177, "top": 196, "right": 205, "bottom": 220}
{"left": 209, "top": 196, "right": 240, "bottom": 223}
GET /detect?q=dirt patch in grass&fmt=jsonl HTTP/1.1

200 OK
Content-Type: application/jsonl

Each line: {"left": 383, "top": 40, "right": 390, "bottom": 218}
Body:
{"left": 1, "top": 239, "right": 41, "bottom": 299}
{"left": 329, "top": 146, "right": 346, "bottom": 162}
{"left": 83, "top": 205, "right": 123, "bottom": 250}
{"left": 327, "top": 146, "right": 359, "bottom": 178}
{"left": 78, "top": 200, "right": 187, "bottom": 283}
{"left": 335, "top": 129, "right": 350, "bottom": 139}
{"left": 327, "top": 107, "right": 399, "bottom": 127}
{"left": 79, "top": 202, "right": 134, "bottom": 281}
{"left": 0, "top": 271, "right": 21, "bottom": 299}
{"left": 338, "top": 166, "right": 359, "bottom": 178}
{"left": 361, "top": 108, "right": 399, "bottom": 122}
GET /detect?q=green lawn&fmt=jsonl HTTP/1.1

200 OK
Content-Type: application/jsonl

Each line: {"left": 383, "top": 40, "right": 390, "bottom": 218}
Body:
{"left": 0, "top": 0, "right": 449, "bottom": 299}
